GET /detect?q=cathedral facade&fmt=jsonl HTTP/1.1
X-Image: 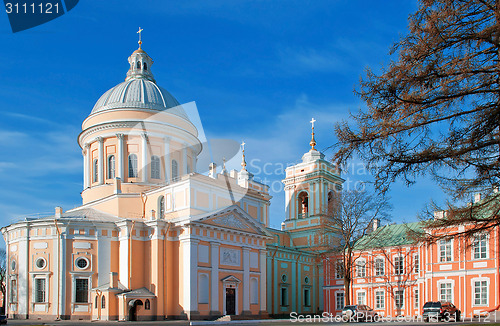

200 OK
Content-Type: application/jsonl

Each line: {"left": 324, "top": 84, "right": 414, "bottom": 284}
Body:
{"left": 1, "top": 44, "right": 341, "bottom": 320}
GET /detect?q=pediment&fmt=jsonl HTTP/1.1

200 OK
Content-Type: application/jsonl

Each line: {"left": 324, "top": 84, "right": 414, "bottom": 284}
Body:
{"left": 221, "top": 275, "right": 241, "bottom": 283}
{"left": 194, "top": 205, "right": 271, "bottom": 237}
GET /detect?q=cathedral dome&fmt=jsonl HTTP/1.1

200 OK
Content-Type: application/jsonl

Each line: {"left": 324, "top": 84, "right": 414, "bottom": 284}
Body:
{"left": 90, "top": 79, "right": 187, "bottom": 119}
{"left": 89, "top": 45, "right": 188, "bottom": 120}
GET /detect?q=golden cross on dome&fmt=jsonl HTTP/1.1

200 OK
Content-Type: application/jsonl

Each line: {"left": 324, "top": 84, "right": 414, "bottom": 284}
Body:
{"left": 309, "top": 118, "right": 317, "bottom": 151}
{"left": 137, "top": 27, "right": 143, "bottom": 48}
{"left": 241, "top": 141, "right": 247, "bottom": 170}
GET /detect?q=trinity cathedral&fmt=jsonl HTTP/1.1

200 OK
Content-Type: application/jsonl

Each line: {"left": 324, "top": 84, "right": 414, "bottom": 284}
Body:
{"left": 1, "top": 40, "right": 343, "bottom": 320}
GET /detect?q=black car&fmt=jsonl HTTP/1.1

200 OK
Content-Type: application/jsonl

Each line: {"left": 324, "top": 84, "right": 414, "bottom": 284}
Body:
{"left": 422, "top": 301, "right": 461, "bottom": 322}
{"left": 0, "top": 315, "right": 7, "bottom": 324}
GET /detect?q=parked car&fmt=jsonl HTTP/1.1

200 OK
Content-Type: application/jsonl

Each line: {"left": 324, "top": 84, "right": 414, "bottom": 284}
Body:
{"left": 0, "top": 315, "right": 7, "bottom": 324}
{"left": 422, "top": 301, "right": 461, "bottom": 322}
{"left": 342, "top": 304, "right": 378, "bottom": 321}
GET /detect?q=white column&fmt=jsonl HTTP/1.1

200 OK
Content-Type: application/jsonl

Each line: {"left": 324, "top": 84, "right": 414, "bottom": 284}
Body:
{"left": 118, "top": 223, "right": 130, "bottom": 289}
{"left": 259, "top": 249, "right": 267, "bottom": 312}
{"left": 59, "top": 232, "right": 66, "bottom": 317}
{"left": 315, "top": 182, "right": 320, "bottom": 215}
{"left": 116, "top": 134, "right": 124, "bottom": 180}
{"left": 141, "top": 133, "right": 148, "bottom": 182}
{"left": 164, "top": 137, "right": 171, "bottom": 183}
{"left": 18, "top": 225, "right": 29, "bottom": 317}
{"left": 181, "top": 238, "right": 199, "bottom": 315}
{"left": 242, "top": 247, "right": 250, "bottom": 313}
{"left": 97, "top": 137, "right": 104, "bottom": 184}
{"left": 83, "top": 144, "right": 89, "bottom": 189}
{"left": 182, "top": 143, "right": 188, "bottom": 175}
{"left": 52, "top": 227, "right": 59, "bottom": 316}
{"left": 210, "top": 242, "right": 220, "bottom": 313}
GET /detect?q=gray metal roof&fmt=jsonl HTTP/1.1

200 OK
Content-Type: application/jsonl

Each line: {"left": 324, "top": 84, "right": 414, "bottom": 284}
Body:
{"left": 91, "top": 78, "right": 187, "bottom": 118}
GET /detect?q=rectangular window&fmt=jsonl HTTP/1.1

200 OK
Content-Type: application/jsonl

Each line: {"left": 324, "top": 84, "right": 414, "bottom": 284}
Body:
{"left": 414, "top": 289, "right": 419, "bottom": 309}
{"left": 439, "top": 239, "right": 452, "bottom": 262}
{"left": 336, "top": 292, "right": 345, "bottom": 310}
{"left": 357, "top": 291, "right": 366, "bottom": 305}
{"left": 35, "top": 278, "right": 45, "bottom": 303}
{"left": 10, "top": 279, "right": 17, "bottom": 303}
{"left": 394, "top": 256, "right": 404, "bottom": 275}
{"left": 439, "top": 283, "right": 452, "bottom": 302}
{"left": 473, "top": 234, "right": 488, "bottom": 259}
{"left": 375, "top": 258, "right": 385, "bottom": 276}
{"left": 375, "top": 291, "right": 385, "bottom": 309}
{"left": 75, "top": 278, "right": 89, "bottom": 303}
{"left": 414, "top": 254, "right": 420, "bottom": 273}
{"left": 474, "top": 281, "right": 488, "bottom": 306}
{"left": 395, "top": 290, "right": 404, "bottom": 309}
{"left": 304, "top": 288, "right": 311, "bottom": 307}
{"left": 357, "top": 260, "right": 366, "bottom": 278}
{"left": 336, "top": 260, "right": 344, "bottom": 279}
{"left": 281, "top": 287, "right": 288, "bottom": 306}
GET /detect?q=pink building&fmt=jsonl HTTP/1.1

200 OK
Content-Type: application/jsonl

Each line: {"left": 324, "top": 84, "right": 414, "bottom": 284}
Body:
{"left": 324, "top": 217, "right": 500, "bottom": 319}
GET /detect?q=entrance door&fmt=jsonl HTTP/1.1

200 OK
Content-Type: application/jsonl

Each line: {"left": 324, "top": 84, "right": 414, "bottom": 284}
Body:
{"left": 225, "top": 288, "right": 236, "bottom": 315}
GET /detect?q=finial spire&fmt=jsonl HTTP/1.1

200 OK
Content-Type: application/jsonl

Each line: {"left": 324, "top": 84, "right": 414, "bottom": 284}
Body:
{"left": 221, "top": 157, "right": 227, "bottom": 174}
{"left": 309, "top": 118, "right": 317, "bottom": 150}
{"left": 137, "top": 27, "right": 143, "bottom": 48}
{"left": 241, "top": 141, "right": 247, "bottom": 171}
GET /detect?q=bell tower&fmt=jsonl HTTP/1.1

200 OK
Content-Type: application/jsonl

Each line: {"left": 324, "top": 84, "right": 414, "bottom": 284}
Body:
{"left": 281, "top": 118, "right": 344, "bottom": 242}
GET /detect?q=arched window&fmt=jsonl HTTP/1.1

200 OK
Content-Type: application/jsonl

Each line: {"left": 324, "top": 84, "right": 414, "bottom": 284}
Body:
{"left": 136, "top": 61, "right": 141, "bottom": 69}
{"left": 93, "top": 159, "right": 98, "bottom": 183}
{"left": 95, "top": 295, "right": 98, "bottom": 309}
{"left": 145, "top": 299, "right": 150, "bottom": 310}
{"left": 298, "top": 192, "right": 309, "bottom": 218}
{"left": 128, "top": 154, "right": 138, "bottom": 178}
{"left": 151, "top": 156, "right": 160, "bottom": 179}
{"left": 171, "top": 160, "right": 179, "bottom": 181}
{"left": 250, "top": 277, "right": 258, "bottom": 304}
{"left": 143, "top": 62, "right": 148, "bottom": 71}
{"left": 198, "top": 274, "right": 209, "bottom": 304}
{"left": 327, "top": 191, "right": 334, "bottom": 214}
{"left": 158, "top": 196, "right": 165, "bottom": 219}
{"left": 101, "top": 295, "right": 106, "bottom": 308}
{"left": 107, "top": 155, "right": 115, "bottom": 179}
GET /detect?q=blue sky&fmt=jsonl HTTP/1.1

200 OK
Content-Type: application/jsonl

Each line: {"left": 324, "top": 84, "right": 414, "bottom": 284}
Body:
{"left": 0, "top": 0, "right": 447, "bottom": 235}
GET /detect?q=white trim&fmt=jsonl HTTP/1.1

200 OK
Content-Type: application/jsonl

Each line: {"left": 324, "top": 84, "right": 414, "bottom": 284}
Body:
{"left": 471, "top": 276, "right": 490, "bottom": 307}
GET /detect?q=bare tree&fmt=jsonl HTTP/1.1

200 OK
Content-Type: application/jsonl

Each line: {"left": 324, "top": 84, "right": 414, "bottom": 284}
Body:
{"left": 334, "top": 0, "right": 500, "bottom": 240}
{"left": 356, "top": 223, "right": 420, "bottom": 315}
{"left": 322, "top": 188, "right": 391, "bottom": 306}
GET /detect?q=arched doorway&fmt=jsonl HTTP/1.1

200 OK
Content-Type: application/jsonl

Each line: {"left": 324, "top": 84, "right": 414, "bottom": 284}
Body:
{"left": 128, "top": 299, "right": 143, "bottom": 321}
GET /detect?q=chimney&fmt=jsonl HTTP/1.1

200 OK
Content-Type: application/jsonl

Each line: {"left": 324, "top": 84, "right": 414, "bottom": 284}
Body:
{"left": 55, "top": 207, "right": 63, "bottom": 218}
{"left": 372, "top": 218, "right": 380, "bottom": 232}
{"left": 208, "top": 163, "right": 217, "bottom": 178}
{"left": 114, "top": 177, "right": 122, "bottom": 194}
{"left": 474, "top": 193, "right": 482, "bottom": 203}
{"left": 494, "top": 186, "right": 499, "bottom": 194}
{"left": 110, "top": 272, "right": 118, "bottom": 288}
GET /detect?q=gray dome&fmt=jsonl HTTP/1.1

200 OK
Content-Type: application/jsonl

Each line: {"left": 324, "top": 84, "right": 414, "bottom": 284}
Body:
{"left": 91, "top": 78, "right": 188, "bottom": 119}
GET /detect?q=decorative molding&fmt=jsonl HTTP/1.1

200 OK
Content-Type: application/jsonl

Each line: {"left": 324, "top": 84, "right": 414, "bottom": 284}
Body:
{"left": 220, "top": 248, "right": 241, "bottom": 266}
{"left": 211, "top": 214, "right": 249, "bottom": 229}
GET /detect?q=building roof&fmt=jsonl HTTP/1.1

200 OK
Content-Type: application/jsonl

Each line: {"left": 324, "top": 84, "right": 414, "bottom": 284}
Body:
{"left": 38, "top": 207, "right": 122, "bottom": 223}
{"left": 353, "top": 221, "right": 423, "bottom": 250}
{"left": 91, "top": 78, "right": 185, "bottom": 117}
